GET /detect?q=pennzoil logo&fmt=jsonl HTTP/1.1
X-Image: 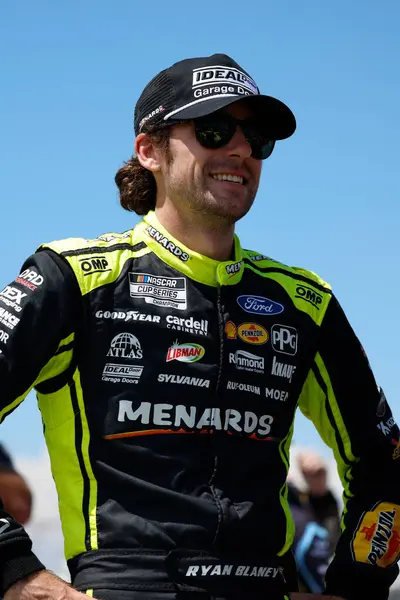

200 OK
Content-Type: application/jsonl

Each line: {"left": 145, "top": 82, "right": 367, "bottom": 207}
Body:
{"left": 238, "top": 323, "right": 268, "bottom": 345}
{"left": 166, "top": 341, "right": 205, "bottom": 363}
{"left": 352, "top": 502, "right": 400, "bottom": 567}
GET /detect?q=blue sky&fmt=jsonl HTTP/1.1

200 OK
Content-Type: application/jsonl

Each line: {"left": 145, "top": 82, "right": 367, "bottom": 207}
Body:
{"left": 1, "top": 1, "right": 399, "bottom": 460}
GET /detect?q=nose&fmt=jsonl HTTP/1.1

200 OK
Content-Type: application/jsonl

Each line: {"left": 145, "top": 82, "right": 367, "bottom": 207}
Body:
{"left": 225, "top": 125, "right": 252, "bottom": 159}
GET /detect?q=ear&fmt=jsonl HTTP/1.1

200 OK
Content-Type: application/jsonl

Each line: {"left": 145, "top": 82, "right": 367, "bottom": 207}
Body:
{"left": 135, "top": 133, "right": 162, "bottom": 172}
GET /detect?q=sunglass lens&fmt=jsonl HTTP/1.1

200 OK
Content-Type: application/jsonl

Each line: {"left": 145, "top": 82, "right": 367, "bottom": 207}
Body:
{"left": 195, "top": 116, "right": 235, "bottom": 149}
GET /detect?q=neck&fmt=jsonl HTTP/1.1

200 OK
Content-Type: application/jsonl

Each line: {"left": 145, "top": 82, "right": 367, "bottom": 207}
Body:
{"left": 155, "top": 204, "right": 236, "bottom": 262}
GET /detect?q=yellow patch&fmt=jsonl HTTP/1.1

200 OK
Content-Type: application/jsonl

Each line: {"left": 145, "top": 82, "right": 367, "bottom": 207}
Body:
{"left": 238, "top": 323, "right": 269, "bottom": 345}
{"left": 352, "top": 502, "right": 400, "bottom": 567}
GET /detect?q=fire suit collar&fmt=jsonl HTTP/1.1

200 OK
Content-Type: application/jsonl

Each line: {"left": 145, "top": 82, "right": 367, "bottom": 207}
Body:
{"left": 139, "top": 211, "right": 245, "bottom": 287}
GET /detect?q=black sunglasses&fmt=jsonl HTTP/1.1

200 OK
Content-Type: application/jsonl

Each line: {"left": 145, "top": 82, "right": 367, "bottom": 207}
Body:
{"left": 193, "top": 112, "right": 275, "bottom": 160}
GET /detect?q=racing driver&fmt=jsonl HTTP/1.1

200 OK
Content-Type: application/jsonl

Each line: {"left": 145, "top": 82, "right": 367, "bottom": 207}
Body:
{"left": 0, "top": 53, "right": 399, "bottom": 600}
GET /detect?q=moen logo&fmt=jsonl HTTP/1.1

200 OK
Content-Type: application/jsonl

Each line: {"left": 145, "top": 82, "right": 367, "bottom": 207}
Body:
{"left": 238, "top": 323, "right": 268, "bottom": 345}
{"left": 166, "top": 342, "right": 205, "bottom": 363}
{"left": 295, "top": 285, "right": 323, "bottom": 309}
{"left": 79, "top": 256, "right": 111, "bottom": 275}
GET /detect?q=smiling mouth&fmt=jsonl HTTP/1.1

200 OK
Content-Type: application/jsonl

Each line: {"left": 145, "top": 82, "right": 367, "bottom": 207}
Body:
{"left": 211, "top": 173, "right": 245, "bottom": 185}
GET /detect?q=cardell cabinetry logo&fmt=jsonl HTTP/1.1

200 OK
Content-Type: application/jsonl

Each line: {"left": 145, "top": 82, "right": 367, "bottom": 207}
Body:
{"left": 166, "top": 341, "right": 205, "bottom": 363}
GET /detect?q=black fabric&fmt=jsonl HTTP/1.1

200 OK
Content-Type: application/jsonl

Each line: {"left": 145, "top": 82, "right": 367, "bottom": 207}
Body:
{"left": 0, "top": 445, "right": 13, "bottom": 471}
{"left": 133, "top": 53, "right": 296, "bottom": 140}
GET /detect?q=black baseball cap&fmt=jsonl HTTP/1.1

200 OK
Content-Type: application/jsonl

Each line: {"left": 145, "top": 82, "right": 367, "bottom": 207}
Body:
{"left": 134, "top": 53, "right": 296, "bottom": 140}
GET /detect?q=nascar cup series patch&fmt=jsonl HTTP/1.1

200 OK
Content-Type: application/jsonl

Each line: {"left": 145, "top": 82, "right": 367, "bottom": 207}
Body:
{"left": 352, "top": 501, "right": 400, "bottom": 567}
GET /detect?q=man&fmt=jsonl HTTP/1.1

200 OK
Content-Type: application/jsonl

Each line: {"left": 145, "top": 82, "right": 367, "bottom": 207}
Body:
{"left": 288, "top": 452, "right": 340, "bottom": 593}
{"left": 0, "top": 444, "right": 32, "bottom": 525}
{"left": 0, "top": 52, "right": 399, "bottom": 600}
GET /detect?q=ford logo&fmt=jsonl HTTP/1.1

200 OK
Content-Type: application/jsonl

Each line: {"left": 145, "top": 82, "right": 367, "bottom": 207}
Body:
{"left": 237, "top": 295, "right": 284, "bottom": 316}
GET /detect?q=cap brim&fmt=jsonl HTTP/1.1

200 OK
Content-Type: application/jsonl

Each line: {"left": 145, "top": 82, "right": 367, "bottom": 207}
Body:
{"left": 166, "top": 94, "right": 296, "bottom": 140}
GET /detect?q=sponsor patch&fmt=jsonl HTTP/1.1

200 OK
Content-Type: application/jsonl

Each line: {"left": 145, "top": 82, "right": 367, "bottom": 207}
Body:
{"left": 227, "top": 381, "right": 260, "bottom": 395}
{"left": 114, "top": 401, "right": 274, "bottom": 439}
{"left": 95, "top": 309, "right": 160, "bottom": 323}
{"left": 229, "top": 349, "right": 264, "bottom": 373}
{"left": 0, "top": 286, "right": 27, "bottom": 313}
{"left": 166, "top": 315, "right": 208, "bottom": 336}
{"left": 157, "top": 373, "right": 210, "bottom": 387}
{"left": 238, "top": 323, "right": 268, "bottom": 345}
{"left": 79, "top": 256, "right": 111, "bottom": 275}
{"left": 271, "top": 325, "right": 298, "bottom": 355}
{"left": 0, "top": 307, "right": 20, "bottom": 330}
{"left": 225, "top": 321, "right": 237, "bottom": 339}
{"left": 16, "top": 268, "right": 44, "bottom": 290}
{"left": 106, "top": 332, "right": 143, "bottom": 360}
{"left": 0, "top": 329, "right": 9, "bottom": 344}
{"left": 352, "top": 502, "right": 400, "bottom": 567}
{"left": 295, "top": 285, "right": 323, "bottom": 309}
{"left": 102, "top": 363, "right": 143, "bottom": 384}
{"left": 237, "top": 295, "right": 284, "bottom": 316}
{"left": 271, "top": 356, "right": 296, "bottom": 383}
{"left": 129, "top": 272, "right": 187, "bottom": 311}
{"left": 145, "top": 226, "right": 189, "bottom": 262}
{"left": 226, "top": 261, "right": 243, "bottom": 276}
{"left": 265, "top": 387, "right": 289, "bottom": 402}
{"left": 166, "top": 342, "right": 205, "bottom": 363}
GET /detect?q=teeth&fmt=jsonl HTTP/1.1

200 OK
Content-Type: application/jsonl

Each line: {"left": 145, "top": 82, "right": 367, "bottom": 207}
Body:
{"left": 212, "top": 174, "right": 244, "bottom": 184}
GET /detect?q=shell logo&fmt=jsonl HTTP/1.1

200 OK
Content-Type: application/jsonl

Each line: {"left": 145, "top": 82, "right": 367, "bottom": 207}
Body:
{"left": 225, "top": 321, "right": 237, "bottom": 339}
{"left": 238, "top": 323, "right": 269, "bottom": 345}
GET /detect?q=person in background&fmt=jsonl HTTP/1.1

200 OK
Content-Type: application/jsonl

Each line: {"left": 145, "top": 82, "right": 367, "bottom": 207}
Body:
{"left": 0, "top": 443, "right": 32, "bottom": 525}
{"left": 288, "top": 451, "right": 340, "bottom": 593}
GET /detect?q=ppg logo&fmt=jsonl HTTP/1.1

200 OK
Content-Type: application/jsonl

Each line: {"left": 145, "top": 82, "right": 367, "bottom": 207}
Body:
{"left": 271, "top": 325, "right": 298, "bottom": 356}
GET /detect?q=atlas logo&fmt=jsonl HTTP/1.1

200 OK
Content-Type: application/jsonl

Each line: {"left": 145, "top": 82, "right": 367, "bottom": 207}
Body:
{"left": 237, "top": 295, "right": 284, "bottom": 316}
{"left": 295, "top": 285, "right": 323, "bottom": 309}
{"left": 271, "top": 325, "right": 298, "bottom": 355}
{"left": 79, "top": 256, "right": 111, "bottom": 275}
{"left": 106, "top": 332, "right": 143, "bottom": 360}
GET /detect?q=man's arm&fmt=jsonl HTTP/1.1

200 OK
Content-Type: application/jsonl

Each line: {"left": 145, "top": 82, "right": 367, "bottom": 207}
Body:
{"left": 0, "top": 250, "right": 83, "bottom": 597}
{"left": 298, "top": 296, "right": 400, "bottom": 600}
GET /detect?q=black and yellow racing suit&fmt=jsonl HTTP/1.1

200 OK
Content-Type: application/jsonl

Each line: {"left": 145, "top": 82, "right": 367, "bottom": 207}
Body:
{"left": 0, "top": 210, "right": 399, "bottom": 599}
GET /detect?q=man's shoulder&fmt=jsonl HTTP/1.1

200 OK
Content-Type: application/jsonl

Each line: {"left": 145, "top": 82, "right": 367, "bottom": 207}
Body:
{"left": 39, "top": 228, "right": 136, "bottom": 255}
{"left": 243, "top": 249, "right": 332, "bottom": 292}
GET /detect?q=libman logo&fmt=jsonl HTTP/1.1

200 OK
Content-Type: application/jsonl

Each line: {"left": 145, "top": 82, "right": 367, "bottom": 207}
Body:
{"left": 352, "top": 502, "right": 400, "bottom": 567}
{"left": 111, "top": 401, "right": 274, "bottom": 440}
{"left": 166, "top": 341, "right": 205, "bottom": 363}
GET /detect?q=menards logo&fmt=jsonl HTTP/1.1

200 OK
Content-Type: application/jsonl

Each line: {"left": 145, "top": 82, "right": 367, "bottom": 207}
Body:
{"left": 166, "top": 341, "right": 205, "bottom": 363}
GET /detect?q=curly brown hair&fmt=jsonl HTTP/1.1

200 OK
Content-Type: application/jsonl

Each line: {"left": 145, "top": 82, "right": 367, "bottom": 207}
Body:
{"left": 114, "top": 129, "right": 170, "bottom": 216}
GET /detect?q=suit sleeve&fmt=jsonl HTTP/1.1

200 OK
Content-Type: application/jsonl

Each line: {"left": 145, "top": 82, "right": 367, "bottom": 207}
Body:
{"left": 0, "top": 248, "right": 81, "bottom": 594}
{"left": 298, "top": 295, "right": 400, "bottom": 600}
